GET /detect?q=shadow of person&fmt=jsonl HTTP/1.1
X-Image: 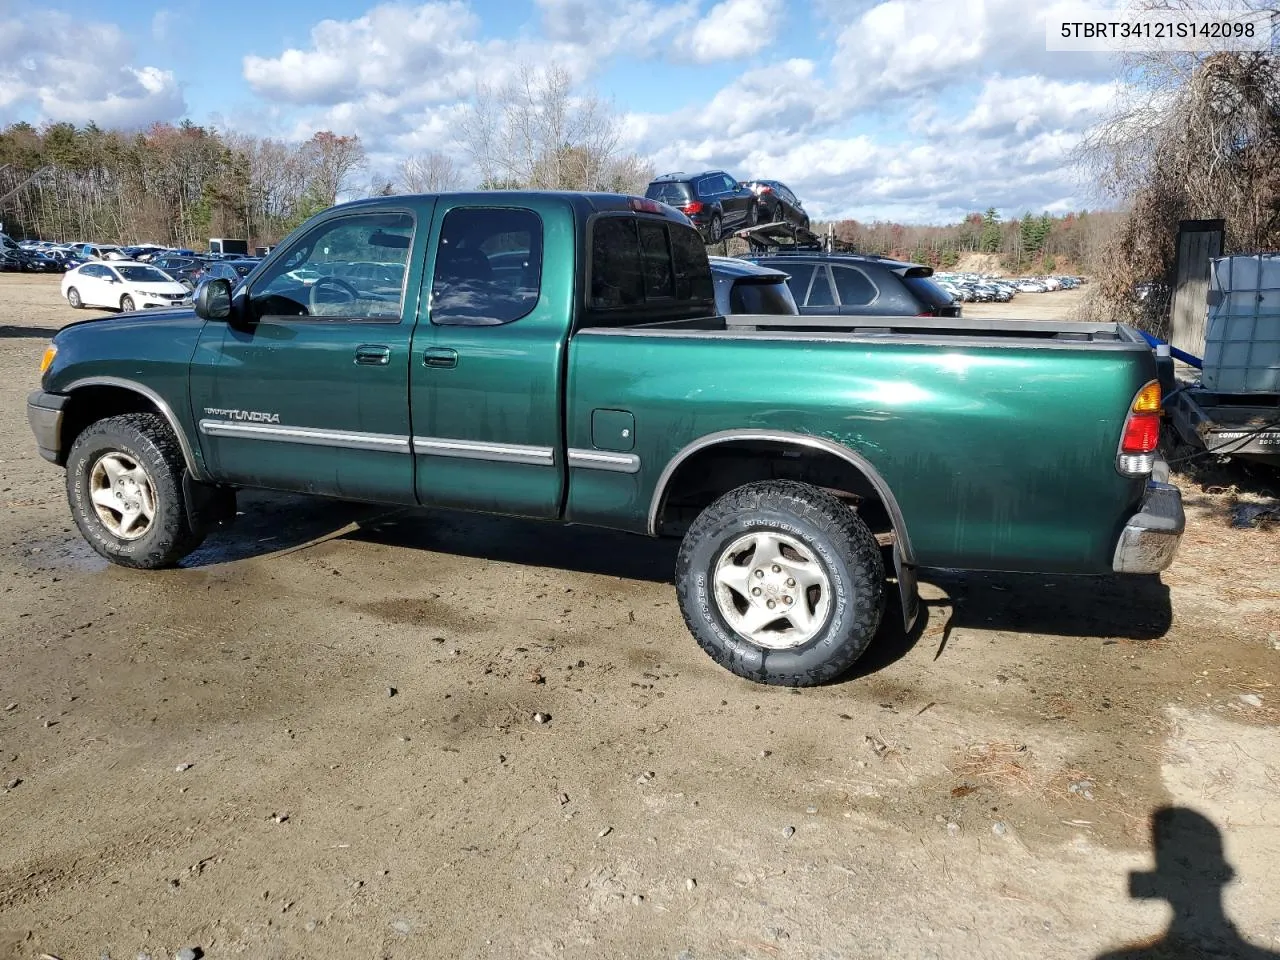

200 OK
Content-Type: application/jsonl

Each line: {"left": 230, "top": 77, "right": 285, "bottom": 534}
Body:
{"left": 1096, "top": 807, "right": 1279, "bottom": 960}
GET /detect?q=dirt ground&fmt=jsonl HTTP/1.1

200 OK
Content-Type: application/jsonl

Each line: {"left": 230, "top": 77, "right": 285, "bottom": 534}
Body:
{"left": 962, "top": 285, "right": 1087, "bottom": 320}
{"left": 1, "top": 273, "right": 1278, "bottom": 960}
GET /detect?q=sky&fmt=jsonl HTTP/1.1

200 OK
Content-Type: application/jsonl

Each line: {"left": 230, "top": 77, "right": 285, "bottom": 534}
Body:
{"left": 0, "top": 0, "right": 1128, "bottom": 223}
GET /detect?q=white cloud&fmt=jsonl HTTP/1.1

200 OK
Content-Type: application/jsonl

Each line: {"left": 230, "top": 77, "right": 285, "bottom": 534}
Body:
{"left": 243, "top": 1, "right": 483, "bottom": 106}
{"left": 679, "top": 0, "right": 782, "bottom": 63}
{"left": 0, "top": 10, "right": 184, "bottom": 127}
{"left": 827, "top": 0, "right": 1119, "bottom": 105}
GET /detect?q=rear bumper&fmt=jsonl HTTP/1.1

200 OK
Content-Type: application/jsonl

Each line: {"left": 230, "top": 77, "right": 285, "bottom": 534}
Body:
{"left": 1112, "top": 477, "right": 1185, "bottom": 574}
{"left": 26, "top": 390, "right": 67, "bottom": 464}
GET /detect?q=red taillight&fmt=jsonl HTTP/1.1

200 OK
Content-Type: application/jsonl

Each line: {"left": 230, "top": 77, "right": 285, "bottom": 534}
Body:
{"left": 759, "top": 186, "right": 773, "bottom": 194}
{"left": 1116, "top": 381, "right": 1162, "bottom": 476}
{"left": 1121, "top": 414, "right": 1160, "bottom": 453}
{"left": 681, "top": 200, "right": 704, "bottom": 215}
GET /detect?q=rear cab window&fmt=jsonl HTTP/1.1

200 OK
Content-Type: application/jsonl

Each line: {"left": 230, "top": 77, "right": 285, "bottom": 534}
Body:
{"left": 585, "top": 215, "right": 713, "bottom": 326}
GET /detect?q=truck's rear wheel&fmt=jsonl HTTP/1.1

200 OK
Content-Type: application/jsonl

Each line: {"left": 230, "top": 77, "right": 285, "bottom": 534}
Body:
{"left": 675, "top": 481, "right": 885, "bottom": 686}
{"left": 66, "top": 413, "right": 204, "bottom": 569}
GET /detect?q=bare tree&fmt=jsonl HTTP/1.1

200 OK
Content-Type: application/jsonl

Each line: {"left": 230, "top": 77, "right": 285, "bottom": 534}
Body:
{"left": 397, "top": 150, "right": 462, "bottom": 193}
{"left": 457, "top": 62, "right": 648, "bottom": 191}
{"left": 1077, "top": 0, "right": 1280, "bottom": 331}
{"left": 302, "top": 131, "right": 367, "bottom": 207}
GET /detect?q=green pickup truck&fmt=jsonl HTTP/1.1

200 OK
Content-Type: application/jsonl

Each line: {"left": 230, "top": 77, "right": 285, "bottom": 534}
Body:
{"left": 27, "top": 192, "right": 1184, "bottom": 686}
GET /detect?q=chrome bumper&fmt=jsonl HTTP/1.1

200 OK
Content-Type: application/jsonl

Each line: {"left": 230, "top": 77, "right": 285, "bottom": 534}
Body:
{"left": 1112, "top": 479, "right": 1184, "bottom": 574}
{"left": 26, "top": 390, "right": 67, "bottom": 464}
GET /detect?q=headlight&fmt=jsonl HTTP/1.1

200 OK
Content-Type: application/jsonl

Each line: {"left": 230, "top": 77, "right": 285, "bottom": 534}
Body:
{"left": 39, "top": 343, "right": 57, "bottom": 375}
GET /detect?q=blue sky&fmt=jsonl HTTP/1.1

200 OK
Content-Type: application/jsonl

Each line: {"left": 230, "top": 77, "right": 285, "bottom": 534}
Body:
{"left": 0, "top": 0, "right": 1125, "bottom": 222}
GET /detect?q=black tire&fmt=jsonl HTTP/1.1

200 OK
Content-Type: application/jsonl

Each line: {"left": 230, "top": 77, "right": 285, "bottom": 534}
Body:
{"left": 66, "top": 413, "right": 205, "bottom": 569}
{"left": 120, "top": 295, "right": 136, "bottom": 312}
{"left": 676, "top": 480, "right": 885, "bottom": 686}
{"left": 747, "top": 204, "right": 759, "bottom": 227}
{"left": 775, "top": 203, "right": 787, "bottom": 224}
{"left": 706, "top": 213, "right": 722, "bottom": 243}
{"left": 66, "top": 287, "right": 83, "bottom": 309}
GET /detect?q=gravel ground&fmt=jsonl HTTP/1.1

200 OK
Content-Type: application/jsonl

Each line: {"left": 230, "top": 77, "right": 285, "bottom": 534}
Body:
{"left": 1, "top": 274, "right": 1277, "bottom": 960}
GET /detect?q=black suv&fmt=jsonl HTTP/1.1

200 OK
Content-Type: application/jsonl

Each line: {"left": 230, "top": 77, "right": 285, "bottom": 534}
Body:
{"left": 742, "top": 180, "right": 809, "bottom": 230}
{"left": 745, "top": 253, "right": 961, "bottom": 317}
{"left": 645, "top": 171, "right": 757, "bottom": 242}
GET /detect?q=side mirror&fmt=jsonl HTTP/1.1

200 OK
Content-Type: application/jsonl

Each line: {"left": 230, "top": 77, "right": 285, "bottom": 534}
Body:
{"left": 194, "top": 278, "right": 233, "bottom": 320}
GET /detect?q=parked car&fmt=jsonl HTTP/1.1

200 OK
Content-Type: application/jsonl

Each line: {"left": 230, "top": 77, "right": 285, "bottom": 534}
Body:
{"left": 0, "top": 232, "right": 22, "bottom": 270}
{"left": 61, "top": 261, "right": 191, "bottom": 311}
{"left": 741, "top": 180, "right": 809, "bottom": 230}
{"left": 200, "top": 259, "right": 259, "bottom": 285}
{"left": 149, "top": 254, "right": 208, "bottom": 287}
{"left": 709, "top": 256, "right": 798, "bottom": 316}
{"left": 29, "top": 191, "right": 1182, "bottom": 688}
{"left": 16, "top": 249, "right": 63, "bottom": 272}
{"left": 747, "top": 253, "right": 962, "bottom": 317}
{"left": 645, "top": 170, "right": 757, "bottom": 241}
{"left": 71, "top": 243, "right": 127, "bottom": 261}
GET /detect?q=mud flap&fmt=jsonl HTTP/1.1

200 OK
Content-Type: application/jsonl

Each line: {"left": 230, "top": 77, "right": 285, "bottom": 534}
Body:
{"left": 893, "top": 542, "right": 919, "bottom": 633}
{"left": 182, "top": 473, "right": 237, "bottom": 535}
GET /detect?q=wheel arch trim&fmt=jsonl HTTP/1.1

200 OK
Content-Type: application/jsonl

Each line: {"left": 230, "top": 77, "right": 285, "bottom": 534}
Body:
{"left": 62, "top": 376, "right": 204, "bottom": 480}
{"left": 647, "top": 429, "right": 916, "bottom": 565}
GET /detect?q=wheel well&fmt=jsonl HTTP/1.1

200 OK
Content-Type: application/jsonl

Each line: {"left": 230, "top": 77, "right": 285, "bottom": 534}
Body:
{"left": 653, "top": 439, "right": 899, "bottom": 546}
{"left": 58, "top": 386, "right": 162, "bottom": 465}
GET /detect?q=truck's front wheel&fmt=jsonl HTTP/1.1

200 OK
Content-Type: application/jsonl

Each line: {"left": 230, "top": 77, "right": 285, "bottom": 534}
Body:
{"left": 675, "top": 481, "right": 885, "bottom": 686}
{"left": 66, "top": 413, "right": 205, "bottom": 569}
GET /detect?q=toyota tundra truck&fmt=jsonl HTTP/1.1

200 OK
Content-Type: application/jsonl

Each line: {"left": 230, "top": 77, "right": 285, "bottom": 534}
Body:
{"left": 27, "top": 191, "right": 1184, "bottom": 686}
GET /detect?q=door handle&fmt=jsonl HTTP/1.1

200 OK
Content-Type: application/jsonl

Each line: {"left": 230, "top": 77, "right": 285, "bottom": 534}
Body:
{"left": 354, "top": 344, "right": 391, "bottom": 366}
{"left": 423, "top": 347, "right": 458, "bottom": 369}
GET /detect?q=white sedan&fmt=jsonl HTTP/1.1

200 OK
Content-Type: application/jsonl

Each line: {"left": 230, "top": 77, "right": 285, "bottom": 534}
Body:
{"left": 61, "top": 261, "right": 191, "bottom": 312}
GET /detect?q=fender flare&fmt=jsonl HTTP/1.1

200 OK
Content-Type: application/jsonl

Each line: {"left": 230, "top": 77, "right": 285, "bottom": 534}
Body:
{"left": 63, "top": 376, "right": 205, "bottom": 481}
{"left": 648, "top": 429, "right": 919, "bottom": 631}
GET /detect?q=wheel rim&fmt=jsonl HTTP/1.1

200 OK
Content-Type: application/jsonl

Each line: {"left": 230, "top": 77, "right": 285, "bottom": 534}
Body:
{"left": 122, "top": 297, "right": 134, "bottom": 311}
{"left": 712, "top": 530, "right": 832, "bottom": 649}
{"left": 88, "top": 451, "right": 157, "bottom": 541}
{"left": 68, "top": 289, "right": 79, "bottom": 306}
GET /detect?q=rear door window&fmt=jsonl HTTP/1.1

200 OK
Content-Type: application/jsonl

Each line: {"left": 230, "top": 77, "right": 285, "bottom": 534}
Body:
{"left": 832, "top": 265, "right": 877, "bottom": 306}
{"left": 806, "top": 266, "right": 835, "bottom": 307}
{"left": 431, "top": 207, "right": 543, "bottom": 326}
{"left": 778, "top": 264, "right": 814, "bottom": 302}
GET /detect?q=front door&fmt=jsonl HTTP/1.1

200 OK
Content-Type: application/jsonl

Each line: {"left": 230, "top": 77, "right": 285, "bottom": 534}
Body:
{"left": 409, "top": 199, "right": 569, "bottom": 519}
{"left": 191, "top": 204, "right": 429, "bottom": 503}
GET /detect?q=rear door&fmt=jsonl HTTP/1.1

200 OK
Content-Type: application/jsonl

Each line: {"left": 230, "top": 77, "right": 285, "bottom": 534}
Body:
{"left": 191, "top": 203, "right": 426, "bottom": 502}
{"left": 830, "top": 263, "right": 881, "bottom": 316}
{"left": 79, "top": 265, "right": 112, "bottom": 307}
{"left": 409, "top": 198, "right": 571, "bottom": 519}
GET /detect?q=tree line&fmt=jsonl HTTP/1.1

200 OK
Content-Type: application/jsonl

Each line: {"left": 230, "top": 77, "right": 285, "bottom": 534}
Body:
{"left": 0, "top": 64, "right": 654, "bottom": 248}
{"left": 824, "top": 208, "right": 1123, "bottom": 274}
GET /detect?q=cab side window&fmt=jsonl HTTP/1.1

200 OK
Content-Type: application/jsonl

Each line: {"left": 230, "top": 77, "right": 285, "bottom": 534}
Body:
{"left": 430, "top": 207, "right": 543, "bottom": 326}
{"left": 248, "top": 211, "right": 414, "bottom": 323}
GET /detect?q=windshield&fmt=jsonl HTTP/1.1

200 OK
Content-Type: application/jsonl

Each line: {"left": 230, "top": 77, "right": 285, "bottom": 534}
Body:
{"left": 645, "top": 182, "right": 693, "bottom": 205}
{"left": 115, "top": 265, "right": 173, "bottom": 283}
